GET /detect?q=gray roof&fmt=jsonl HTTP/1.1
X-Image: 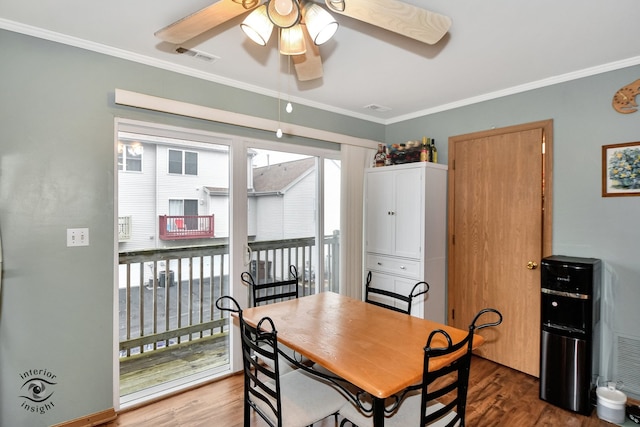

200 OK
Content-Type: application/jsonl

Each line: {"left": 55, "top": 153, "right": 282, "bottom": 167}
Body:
{"left": 252, "top": 157, "right": 315, "bottom": 193}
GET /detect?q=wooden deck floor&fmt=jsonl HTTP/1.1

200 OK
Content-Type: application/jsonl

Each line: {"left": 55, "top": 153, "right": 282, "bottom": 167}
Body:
{"left": 120, "top": 334, "right": 230, "bottom": 398}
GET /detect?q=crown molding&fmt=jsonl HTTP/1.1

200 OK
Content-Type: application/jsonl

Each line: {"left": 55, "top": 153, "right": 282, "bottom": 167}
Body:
{"left": 387, "top": 55, "right": 640, "bottom": 124}
{"left": 0, "top": 18, "right": 384, "bottom": 124}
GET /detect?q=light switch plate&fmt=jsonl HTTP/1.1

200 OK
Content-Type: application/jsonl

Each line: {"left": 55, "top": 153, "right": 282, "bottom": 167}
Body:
{"left": 67, "top": 228, "right": 89, "bottom": 247}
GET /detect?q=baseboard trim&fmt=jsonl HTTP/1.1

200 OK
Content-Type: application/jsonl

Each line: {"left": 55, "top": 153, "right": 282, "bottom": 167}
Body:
{"left": 51, "top": 408, "right": 117, "bottom": 427}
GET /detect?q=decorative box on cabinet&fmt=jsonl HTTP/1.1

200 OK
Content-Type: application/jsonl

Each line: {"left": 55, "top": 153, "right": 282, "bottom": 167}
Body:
{"left": 363, "top": 162, "right": 448, "bottom": 323}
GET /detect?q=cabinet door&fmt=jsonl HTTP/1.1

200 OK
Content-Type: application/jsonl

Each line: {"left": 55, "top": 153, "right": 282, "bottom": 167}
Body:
{"left": 392, "top": 167, "right": 424, "bottom": 259}
{"left": 365, "top": 170, "right": 394, "bottom": 255}
{"left": 365, "top": 166, "right": 424, "bottom": 258}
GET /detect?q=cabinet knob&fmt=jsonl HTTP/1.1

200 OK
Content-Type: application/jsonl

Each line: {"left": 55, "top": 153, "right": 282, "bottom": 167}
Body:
{"left": 526, "top": 261, "right": 538, "bottom": 270}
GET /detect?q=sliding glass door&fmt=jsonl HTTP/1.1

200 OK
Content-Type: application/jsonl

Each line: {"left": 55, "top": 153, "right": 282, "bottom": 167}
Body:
{"left": 245, "top": 146, "right": 341, "bottom": 299}
{"left": 115, "top": 120, "right": 341, "bottom": 408}
{"left": 116, "top": 121, "right": 233, "bottom": 408}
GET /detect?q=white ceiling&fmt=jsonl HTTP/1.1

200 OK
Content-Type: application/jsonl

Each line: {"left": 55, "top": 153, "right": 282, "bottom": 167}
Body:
{"left": 2, "top": 0, "right": 640, "bottom": 123}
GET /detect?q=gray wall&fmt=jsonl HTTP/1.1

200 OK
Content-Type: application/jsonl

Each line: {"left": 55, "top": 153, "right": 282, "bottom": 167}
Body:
{"left": 0, "top": 30, "right": 382, "bottom": 426}
{"left": 386, "top": 64, "right": 640, "bottom": 396}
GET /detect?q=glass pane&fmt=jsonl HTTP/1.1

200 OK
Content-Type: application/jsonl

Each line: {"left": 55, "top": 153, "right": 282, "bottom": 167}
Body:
{"left": 117, "top": 128, "right": 230, "bottom": 408}
{"left": 126, "top": 157, "right": 142, "bottom": 172}
{"left": 168, "top": 199, "right": 183, "bottom": 215}
{"left": 117, "top": 148, "right": 124, "bottom": 171}
{"left": 184, "top": 199, "right": 198, "bottom": 230}
{"left": 125, "top": 143, "right": 143, "bottom": 171}
{"left": 185, "top": 151, "right": 198, "bottom": 175}
{"left": 247, "top": 148, "right": 337, "bottom": 299}
{"left": 324, "top": 158, "right": 341, "bottom": 292}
{"left": 118, "top": 142, "right": 143, "bottom": 172}
{"left": 168, "top": 149, "right": 182, "bottom": 174}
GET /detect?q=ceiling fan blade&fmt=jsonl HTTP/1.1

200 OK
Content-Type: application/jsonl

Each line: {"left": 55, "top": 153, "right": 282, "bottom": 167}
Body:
{"left": 292, "top": 24, "right": 323, "bottom": 81}
{"left": 155, "top": 0, "right": 261, "bottom": 44}
{"left": 325, "top": 0, "right": 451, "bottom": 45}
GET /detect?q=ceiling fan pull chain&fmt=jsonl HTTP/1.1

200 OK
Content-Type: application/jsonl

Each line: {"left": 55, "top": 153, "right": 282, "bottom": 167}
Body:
{"left": 286, "top": 56, "right": 293, "bottom": 113}
{"left": 276, "top": 34, "right": 284, "bottom": 138}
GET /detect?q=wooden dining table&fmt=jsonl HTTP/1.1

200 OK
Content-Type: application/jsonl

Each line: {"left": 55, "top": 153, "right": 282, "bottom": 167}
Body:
{"left": 241, "top": 291, "right": 485, "bottom": 427}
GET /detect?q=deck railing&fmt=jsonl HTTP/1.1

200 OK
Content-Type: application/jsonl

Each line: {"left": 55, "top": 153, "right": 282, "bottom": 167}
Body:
{"left": 158, "top": 215, "right": 215, "bottom": 240}
{"left": 118, "top": 233, "right": 339, "bottom": 358}
{"left": 118, "top": 216, "right": 132, "bottom": 241}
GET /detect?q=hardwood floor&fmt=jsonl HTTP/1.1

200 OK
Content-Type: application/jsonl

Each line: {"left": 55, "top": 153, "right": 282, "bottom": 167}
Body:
{"left": 104, "top": 356, "right": 619, "bottom": 426}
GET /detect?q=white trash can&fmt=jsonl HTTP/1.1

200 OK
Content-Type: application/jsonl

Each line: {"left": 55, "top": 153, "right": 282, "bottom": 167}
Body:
{"left": 596, "top": 385, "right": 627, "bottom": 424}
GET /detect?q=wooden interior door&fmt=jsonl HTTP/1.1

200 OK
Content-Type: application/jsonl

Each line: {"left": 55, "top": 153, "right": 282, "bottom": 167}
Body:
{"left": 447, "top": 120, "right": 553, "bottom": 377}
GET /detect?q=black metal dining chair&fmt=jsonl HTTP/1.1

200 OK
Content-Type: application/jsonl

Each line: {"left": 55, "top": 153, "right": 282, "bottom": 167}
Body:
{"left": 242, "top": 264, "right": 300, "bottom": 308}
{"left": 364, "top": 271, "right": 430, "bottom": 315}
{"left": 241, "top": 265, "right": 309, "bottom": 373}
{"left": 215, "top": 296, "right": 345, "bottom": 427}
{"left": 339, "top": 308, "right": 503, "bottom": 427}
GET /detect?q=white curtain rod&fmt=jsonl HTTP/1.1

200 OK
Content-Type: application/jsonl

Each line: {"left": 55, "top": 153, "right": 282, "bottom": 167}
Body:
{"left": 114, "top": 89, "right": 381, "bottom": 149}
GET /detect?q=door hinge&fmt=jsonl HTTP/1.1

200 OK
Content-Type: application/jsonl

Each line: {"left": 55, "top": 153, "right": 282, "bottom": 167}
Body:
{"left": 452, "top": 234, "right": 455, "bottom": 245}
{"left": 452, "top": 308, "right": 455, "bottom": 320}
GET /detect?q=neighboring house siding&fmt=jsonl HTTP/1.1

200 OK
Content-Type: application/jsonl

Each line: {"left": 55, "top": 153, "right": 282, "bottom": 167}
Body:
{"left": 252, "top": 169, "right": 316, "bottom": 241}
{"left": 247, "top": 196, "right": 258, "bottom": 238}
{"left": 120, "top": 145, "right": 318, "bottom": 249}
{"left": 119, "top": 142, "right": 230, "bottom": 250}
{"left": 255, "top": 195, "right": 284, "bottom": 240}
{"left": 283, "top": 171, "right": 316, "bottom": 239}
{"left": 208, "top": 195, "right": 229, "bottom": 238}
{"left": 155, "top": 146, "right": 219, "bottom": 218}
{"left": 324, "top": 159, "right": 341, "bottom": 234}
{"left": 119, "top": 143, "right": 157, "bottom": 251}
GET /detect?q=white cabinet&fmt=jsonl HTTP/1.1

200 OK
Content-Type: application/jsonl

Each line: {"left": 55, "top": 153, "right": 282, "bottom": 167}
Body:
{"left": 365, "top": 166, "right": 423, "bottom": 259}
{"left": 364, "top": 162, "right": 448, "bottom": 322}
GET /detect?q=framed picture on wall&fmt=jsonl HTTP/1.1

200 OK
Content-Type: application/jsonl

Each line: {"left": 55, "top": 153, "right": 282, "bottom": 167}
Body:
{"left": 602, "top": 141, "right": 640, "bottom": 197}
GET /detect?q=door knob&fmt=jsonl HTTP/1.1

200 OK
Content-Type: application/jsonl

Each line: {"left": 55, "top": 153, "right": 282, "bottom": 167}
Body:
{"left": 527, "top": 261, "right": 538, "bottom": 270}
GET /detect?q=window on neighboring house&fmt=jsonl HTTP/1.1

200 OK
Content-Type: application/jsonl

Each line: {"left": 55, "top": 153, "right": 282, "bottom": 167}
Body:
{"left": 118, "top": 142, "right": 143, "bottom": 172}
{"left": 168, "top": 149, "right": 198, "bottom": 175}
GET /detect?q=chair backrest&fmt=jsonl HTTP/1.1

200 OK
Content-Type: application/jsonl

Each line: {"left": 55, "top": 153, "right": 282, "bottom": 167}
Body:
{"left": 417, "top": 308, "right": 502, "bottom": 426}
{"left": 242, "top": 265, "right": 300, "bottom": 307}
{"left": 215, "top": 295, "right": 284, "bottom": 427}
{"left": 364, "top": 271, "right": 430, "bottom": 315}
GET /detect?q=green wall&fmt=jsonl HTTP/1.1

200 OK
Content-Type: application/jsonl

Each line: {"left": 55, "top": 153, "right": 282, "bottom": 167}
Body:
{"left": 387, "top": 64, "right": 640, "bottom": 396}
{"left": 0, "top": 29, "right": 382, "bottom": 426}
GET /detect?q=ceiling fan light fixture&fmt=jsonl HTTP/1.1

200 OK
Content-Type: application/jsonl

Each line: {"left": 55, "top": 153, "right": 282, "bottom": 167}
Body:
{"left": 241, "top": 5, "right": 274, "bottom": 46}
{"left": 279, "top": 25, "right": 306, "bottom": 55}
{"left": 267, "top": 0, "right": 301, "bottom": 28}
{"left": 303, "top": 3, "right": 338, "bottom": 45}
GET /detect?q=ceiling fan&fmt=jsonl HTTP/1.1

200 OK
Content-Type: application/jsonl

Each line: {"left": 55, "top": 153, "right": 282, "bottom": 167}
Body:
{"left": 155, "top": 0, "right": 451, "bottom": 82}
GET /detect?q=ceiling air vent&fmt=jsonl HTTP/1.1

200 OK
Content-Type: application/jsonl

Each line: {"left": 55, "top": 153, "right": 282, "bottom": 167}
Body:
{"left": 176, "top": 47, "right": 220, "bottom": 63}
{"left": 363, "top": 104, "right": 392, "bottom": 112}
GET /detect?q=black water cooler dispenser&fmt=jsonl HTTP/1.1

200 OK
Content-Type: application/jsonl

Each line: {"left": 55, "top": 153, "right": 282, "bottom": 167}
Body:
{"left": 539, "top": 256, "right": 601, "bottom": 414}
